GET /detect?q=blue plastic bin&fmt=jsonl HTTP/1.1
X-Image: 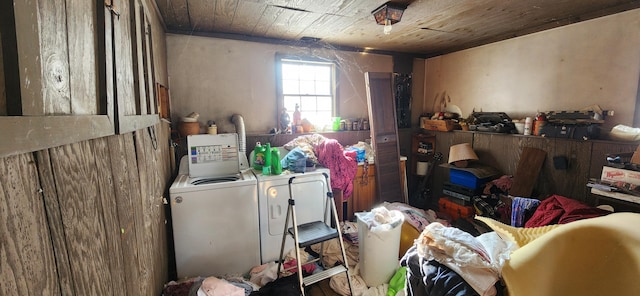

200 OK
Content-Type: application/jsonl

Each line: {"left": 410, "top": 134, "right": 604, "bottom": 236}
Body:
{"left": 449, "top": 168, "right": 491, "bottom": 189}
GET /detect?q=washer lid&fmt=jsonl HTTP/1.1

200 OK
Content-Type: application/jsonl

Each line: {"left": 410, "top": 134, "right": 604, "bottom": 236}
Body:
{"left": 187, "top": 134, "right": 240, "bottom": 178}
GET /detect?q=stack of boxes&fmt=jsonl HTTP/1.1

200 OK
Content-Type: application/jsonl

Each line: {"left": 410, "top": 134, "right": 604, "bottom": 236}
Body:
{"left": 437, "top": 143, "right": 500, "bottom": 220}
{"left": 439, "top": 168, "right": 491, "bottom": 220}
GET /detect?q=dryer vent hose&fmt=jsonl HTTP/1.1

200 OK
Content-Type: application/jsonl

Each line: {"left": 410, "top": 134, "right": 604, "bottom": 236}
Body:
{"left": 231, "top": 114, "right": 246, "bottom": 153}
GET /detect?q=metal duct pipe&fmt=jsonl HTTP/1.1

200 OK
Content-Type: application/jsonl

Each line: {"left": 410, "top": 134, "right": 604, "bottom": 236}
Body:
{"left": 231, "top": 114, "right": 249, "bottom": 169}
{"left": 231, "top": 113, "right": 246, "bottom": 153}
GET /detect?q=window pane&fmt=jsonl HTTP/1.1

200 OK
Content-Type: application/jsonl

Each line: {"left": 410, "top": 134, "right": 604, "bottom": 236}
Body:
{"left": 282, "top": 64, "right": 299, "bottom": 80}
{"left": 300, "top": 65, "right": 316, "bottom": 79}
{"left": 282, "top": 79, "right": 299, "bottom": 94}
{"left": 315, "top": 81, "right": 331, "bottom": 95}
{"left": 299, "top": 80, "right": 315, "bottom": 95}
{"left": 279, "top": 58, "right": 335, "bottom": 130}
{"left": 284, "top": 96, "right": 299, "bottom": 111}
{"left": 315, "top": 66, "right": 331, "bottom": 81}
{"left": 316, "top": 96, "right": 332, "bottom": 111}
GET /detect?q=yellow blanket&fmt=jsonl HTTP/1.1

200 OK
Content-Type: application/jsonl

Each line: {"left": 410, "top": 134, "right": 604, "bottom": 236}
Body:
{"left": 479, "top": 212, "right": 640, "bottom": 296}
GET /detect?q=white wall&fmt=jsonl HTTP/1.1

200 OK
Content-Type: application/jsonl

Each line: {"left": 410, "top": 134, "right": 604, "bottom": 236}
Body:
{"left": 422, "top": 9, "right": 640, "bottom": 131}
{"left": 166, "top": 35, "right": 393, "bottom": 134}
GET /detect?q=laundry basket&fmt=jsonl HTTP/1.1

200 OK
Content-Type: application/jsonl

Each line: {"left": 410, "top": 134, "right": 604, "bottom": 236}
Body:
{"left": 356, "top": 207, "right": 404, "bottom": 287}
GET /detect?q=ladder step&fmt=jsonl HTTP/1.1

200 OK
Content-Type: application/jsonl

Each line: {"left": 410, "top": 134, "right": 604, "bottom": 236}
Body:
{"left": 288, "top": 221, "right": 339, "bottom": 247}
{"left": 303, "top": 265, "right": 348, "bottom": 287}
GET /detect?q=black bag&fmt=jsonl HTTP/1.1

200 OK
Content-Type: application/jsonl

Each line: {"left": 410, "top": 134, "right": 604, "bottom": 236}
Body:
{"left": 539, "top": 111, "right": 602, "bottom": 140}
{"left": 469, "top": 112, "right": 516, "bottom": 133}
{"left": 539, "top": 123, "right": 600, "bottom": 140}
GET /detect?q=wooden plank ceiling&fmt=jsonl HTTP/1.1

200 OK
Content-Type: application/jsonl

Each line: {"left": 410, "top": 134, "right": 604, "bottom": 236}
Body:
{"left": 154, "top": 0, "right": 640, "bottom": 56}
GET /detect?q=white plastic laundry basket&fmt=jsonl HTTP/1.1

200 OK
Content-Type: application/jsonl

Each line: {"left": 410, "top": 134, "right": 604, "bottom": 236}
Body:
{"left": 356, "top": 208, "right": 404, "bottom": 287}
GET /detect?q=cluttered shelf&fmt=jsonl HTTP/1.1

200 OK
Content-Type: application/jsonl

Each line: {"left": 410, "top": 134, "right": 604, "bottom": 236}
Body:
{"left": 426, "top": 128, "right": 640, "bottom": 209}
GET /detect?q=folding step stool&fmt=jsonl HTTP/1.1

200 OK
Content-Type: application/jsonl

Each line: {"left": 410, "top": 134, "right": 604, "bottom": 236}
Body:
{"left": 277, "top": 173, "right": 354, "bottom": 296}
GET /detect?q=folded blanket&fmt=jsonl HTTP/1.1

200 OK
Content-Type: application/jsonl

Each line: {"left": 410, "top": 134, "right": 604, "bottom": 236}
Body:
{"left": 524, "top": 195, "right": 610, "bottom": 227}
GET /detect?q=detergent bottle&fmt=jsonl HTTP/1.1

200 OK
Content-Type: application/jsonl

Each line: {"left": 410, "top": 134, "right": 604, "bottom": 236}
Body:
{"left": 262, "top": 143, "right": 272, "bottom": 175}
{"left": 271, "top": 147, "right": 282, "bottom": 175}
{"left": 252, "top": 142, "right": 266, "bottom": 170}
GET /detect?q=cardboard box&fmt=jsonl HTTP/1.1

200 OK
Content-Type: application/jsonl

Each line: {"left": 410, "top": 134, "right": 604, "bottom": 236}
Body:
{"left": 601, "top": 166, "right": 640, "bottom": 185}
{"left": 421, "top": 118, "right": 460, "bottom": 131}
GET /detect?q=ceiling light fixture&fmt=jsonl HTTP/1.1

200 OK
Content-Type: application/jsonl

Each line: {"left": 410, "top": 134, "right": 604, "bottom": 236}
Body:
{"left": 372, "top": 2, "right": 407, "bottom": 35}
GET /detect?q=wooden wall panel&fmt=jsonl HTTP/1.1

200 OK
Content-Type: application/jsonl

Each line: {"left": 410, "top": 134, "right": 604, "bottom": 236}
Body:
{"left": 132, "top": 0, "right": 147, "bottom": 115}
{"left": 49, "top": 142, "right": 115, "bottom": 295}
{"left": 107, "top": 134, "right": 144, "bottom": 295}
{"left": 91, "top": 137, "right": 127, "bottom": 295}
{"left": 36, "top": 150, "right": 75, "bottom": 294}
{"left": 472, "top": 133, "right": 521, "bottom": 175}
{"left": 544, "top": 139, "right": 592, "bottom": 202}
{"left": 66, "top": 0, "right": 98, "bottom": 115}
{"left": 1, "top": 153, "right": 60, "bottom": 295}
{"left": 114, "top": 0, "right": 137, "bottom": 116}
{"left": 134, "top": 127, "right": 168, "bottom": 296}
{"left": 14, "top": 0, "right": 71, "bottom": 115}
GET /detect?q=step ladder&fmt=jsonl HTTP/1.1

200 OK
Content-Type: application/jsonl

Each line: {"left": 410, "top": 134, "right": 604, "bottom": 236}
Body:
{"left": 276, "top": 173, "right": 354, "bottom": 296}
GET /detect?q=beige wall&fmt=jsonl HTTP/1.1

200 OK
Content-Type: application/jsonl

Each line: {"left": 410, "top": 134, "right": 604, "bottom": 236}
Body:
{"left": 422, "top": 9, "right": 640, "bottom": 131}
{"left": 166, "top": 34, "right": 393, "bottom": 134}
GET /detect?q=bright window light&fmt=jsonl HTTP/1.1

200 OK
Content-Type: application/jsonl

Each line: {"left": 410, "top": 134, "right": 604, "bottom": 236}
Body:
{"left": 279, "top": 58, "right": 335, "bottom": 132}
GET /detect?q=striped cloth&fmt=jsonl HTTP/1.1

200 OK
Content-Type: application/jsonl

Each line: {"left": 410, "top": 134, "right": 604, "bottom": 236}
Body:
{"left": 511, "top": 197, "right": 541, "bottom": 227}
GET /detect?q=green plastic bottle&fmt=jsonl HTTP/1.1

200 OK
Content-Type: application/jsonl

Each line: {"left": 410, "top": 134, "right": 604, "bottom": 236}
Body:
{"left": 253, "top": 142, "right": 266, "bottom": 170}
{"left": 271, "top": 148, "right": 282, "bottom": 175}
{"left": 262, "top": 143, "right": 272, "bottom": 175}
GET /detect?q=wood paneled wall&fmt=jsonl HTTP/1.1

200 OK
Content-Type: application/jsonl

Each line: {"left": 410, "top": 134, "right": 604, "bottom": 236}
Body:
{"left": 427, "top": 130, "right": 639, "bottom": 210}
{"left": 1, "top": 122, "right": 171, "bottom": 296}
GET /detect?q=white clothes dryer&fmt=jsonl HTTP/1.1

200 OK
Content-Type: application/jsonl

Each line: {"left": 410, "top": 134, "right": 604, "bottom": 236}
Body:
{"left": 252, "top": 161, "right": 331, "bottom": 264}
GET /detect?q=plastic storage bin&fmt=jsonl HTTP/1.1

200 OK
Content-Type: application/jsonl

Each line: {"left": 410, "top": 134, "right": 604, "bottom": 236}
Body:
{"left": 356, "top": 208, "right": 404, "bottom": 287}
{"left": 449, "top": 168, "right": 491, "bottom": 189}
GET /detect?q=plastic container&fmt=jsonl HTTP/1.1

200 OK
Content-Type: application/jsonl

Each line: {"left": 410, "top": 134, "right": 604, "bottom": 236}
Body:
{"left": 270, "top": 148, "right": 282, "bottom": 175}
{"left": 524, "top": 117, "right": 533, "bottom": 135}
{"left": 262, "top": 143, "right": 272, "bottom": 175}
{"left": 253, "top": 142, "right": 266, "bottom": 170}
{"left": 332, "top": 117, "right": 341, "bottom": 131}
{"left": 449, "top": 169, "right": 491, "bottom": 189}
{"left": 356, "top": 208, "right": 404, "bottom": 287}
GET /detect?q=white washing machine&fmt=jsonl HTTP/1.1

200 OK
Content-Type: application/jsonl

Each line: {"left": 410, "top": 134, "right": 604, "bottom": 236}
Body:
{"left": 251, "top": 148, "right": 331, "bottom": 263}
{"left": 169, "top": 134, "right": 260, "bottom": 278}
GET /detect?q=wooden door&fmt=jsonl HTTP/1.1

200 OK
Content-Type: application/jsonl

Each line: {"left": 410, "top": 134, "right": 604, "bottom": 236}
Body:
{"left": 365, "top": 72, "right": 403, "bottom": 203}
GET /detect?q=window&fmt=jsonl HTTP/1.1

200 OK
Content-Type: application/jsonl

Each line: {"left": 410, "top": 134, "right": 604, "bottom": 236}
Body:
{"left": 277, "top": 56, "right": 336, "bottom": 131}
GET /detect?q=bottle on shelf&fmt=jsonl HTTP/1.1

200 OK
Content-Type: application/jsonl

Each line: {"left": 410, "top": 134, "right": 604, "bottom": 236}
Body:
{"left": 292, "top": 104, "right": 301, "bottom": 133}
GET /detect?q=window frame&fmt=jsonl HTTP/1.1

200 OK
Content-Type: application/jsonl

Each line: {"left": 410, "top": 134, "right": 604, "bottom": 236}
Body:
{"left": 275, "top": 54, "right": 338, "bottom": 132}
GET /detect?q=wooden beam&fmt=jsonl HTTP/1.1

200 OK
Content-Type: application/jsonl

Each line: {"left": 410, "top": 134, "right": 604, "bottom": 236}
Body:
{"left": 0, "top": 116, "right": 114, "bottom": 158}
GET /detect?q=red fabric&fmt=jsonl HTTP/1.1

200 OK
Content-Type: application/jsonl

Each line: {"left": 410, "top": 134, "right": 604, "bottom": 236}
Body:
{"left": 283, "top": 259, "right": 316, "bottom": 274}
{"left": 314, "top": 139, "right": 358, "bottom": 200}
{"left": 524, "top": 194, "right": 610, "bottom": 227}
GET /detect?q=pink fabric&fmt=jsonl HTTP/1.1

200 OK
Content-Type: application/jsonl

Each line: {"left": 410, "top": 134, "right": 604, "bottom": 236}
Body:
{"left": 524, "top": 194, "right": 610, "bottom": 227}
{"left": 314, "top": 139, "right": 358, "bottom": 200}
{"left": 199, "top": 277, "right": 244, "bottom": 296}
{"left": 283, "top": 259, "right": 316, "bottom": 274}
